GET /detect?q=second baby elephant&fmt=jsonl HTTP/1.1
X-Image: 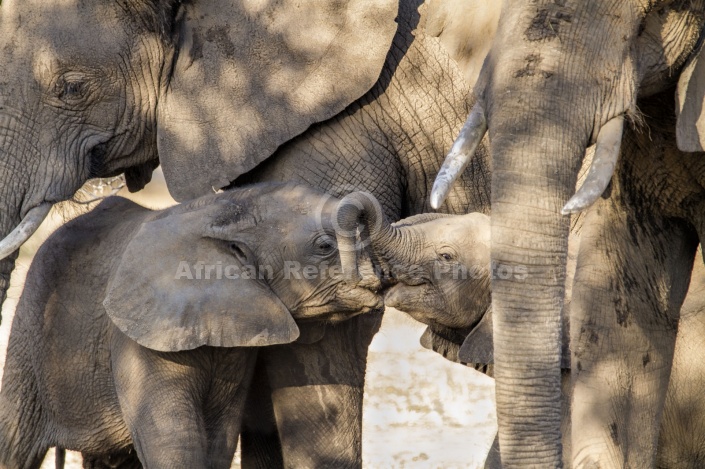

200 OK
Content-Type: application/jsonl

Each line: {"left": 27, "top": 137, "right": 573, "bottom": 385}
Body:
{"left": 0, "top": 183, "right": 382, "bottom": 468}
{"left": 363, "top": 208, "right": 705, "bottom": 468}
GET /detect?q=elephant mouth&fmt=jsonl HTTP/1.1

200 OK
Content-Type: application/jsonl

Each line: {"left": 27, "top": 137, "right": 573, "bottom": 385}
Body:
{"left": 427, "top": 318, "right": 478, "bottom": 345}
{"left": 293, "top": 290, "right": 384, "bottom": 323}
{"left": 383, "top": 282, "right": 440, "bottom": 321}
{"left": 295, "top": 306, "right": 378, "bottom": 324}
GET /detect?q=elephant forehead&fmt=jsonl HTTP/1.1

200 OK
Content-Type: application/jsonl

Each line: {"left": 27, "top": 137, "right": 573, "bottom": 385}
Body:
{"left": 7, "top": 1, "right": 126, "bottom": 51}
{"left": 425, "top": 214, "right": 490, "bottom": 243}
{"left": 258, "top": 186, "right": 338, "bottom": 220}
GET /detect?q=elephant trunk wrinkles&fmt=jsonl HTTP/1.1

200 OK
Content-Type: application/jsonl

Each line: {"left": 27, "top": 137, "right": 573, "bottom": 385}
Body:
{"left": 0, "top": 114, "right": 42, "bottom": 322}
{"left": 489, "top": 115, "right": 584, "bottom": 467}
{"left": 0, "top": 120, "right": 31, "bottom": 324}
{"left": 0, "top": 253, "right": 17, "bottom": 323}
{"left": 335, "top": 191, "right": 414, "bottom": 282}
{"left": 478, "top": 3, "right": 644, "bottom": 466}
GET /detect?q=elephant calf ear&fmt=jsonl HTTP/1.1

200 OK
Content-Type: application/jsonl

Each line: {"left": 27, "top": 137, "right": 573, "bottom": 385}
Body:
{"left": 677, "top": 41, "right": 705, "bottom": 152}
{"left": 458, "top": 309, "right": 493, "bottom": 364}
{"left": 103, "top": 214, "right": 299, "bottom": 352}
{"left": 158, "top": 0, "right": 398, "bottom": 201}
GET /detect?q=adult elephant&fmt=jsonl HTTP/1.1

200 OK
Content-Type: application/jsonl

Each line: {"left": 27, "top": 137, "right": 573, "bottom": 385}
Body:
{"left": 0, "top": 0, "right": 501, "bottom": 466}
{"left": 432, "top": 1, "right": 705, "bottom": 467}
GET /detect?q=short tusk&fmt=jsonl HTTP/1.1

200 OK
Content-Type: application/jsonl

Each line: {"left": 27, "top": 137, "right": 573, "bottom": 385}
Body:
{"left": 562, "top": 116, "right": 624, "bottom": 215}
{"left": 0, "top": 203, "right": 53, "bottom": 260}
{"left": 430, "top": 104, "right": 488, "bottom": 209}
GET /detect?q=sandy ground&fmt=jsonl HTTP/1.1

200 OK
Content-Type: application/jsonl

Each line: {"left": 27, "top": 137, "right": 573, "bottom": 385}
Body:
{"left": 0, "top": 170, "right": 497, "bottom": 468}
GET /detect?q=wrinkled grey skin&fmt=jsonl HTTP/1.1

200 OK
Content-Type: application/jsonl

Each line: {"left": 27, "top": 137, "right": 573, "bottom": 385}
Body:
{"left": 438, "top": 1, "right": 705, "bottom": 466}
{"left": 382, "top": 212, "right": 491, "bottom": 343}
{"left": 0, "top": 0, "right": 498, "bottom": 465}
{"left": 385, "top": 212, "right": 705, "bottom": 468}
{"left": 0, "top": 183, "right": 382, "bottom": 469}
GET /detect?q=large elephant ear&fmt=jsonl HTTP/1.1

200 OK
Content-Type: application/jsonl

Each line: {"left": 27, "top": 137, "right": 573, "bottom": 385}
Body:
{"left": 423, "top": 0, "right": 500, "bottom": 85}
{"left": 158, "top": 0, "right": 398, "bottom": 201}
{"left": 677, "top": 40, "right": 705, "bottom": 152}
{"left": 103, "top": 204, "right": 299, "bottom": 352}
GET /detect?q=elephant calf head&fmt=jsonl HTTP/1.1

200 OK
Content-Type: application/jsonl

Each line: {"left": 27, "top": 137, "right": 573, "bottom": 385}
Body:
{"left": 104, "top": 183, "right": 384, "bottom": 352}
{"left": 333, "top": 192, "right": 498, "bottom": 365}
{"left": 383, "top": 212, "right": 496, "bottom": 368}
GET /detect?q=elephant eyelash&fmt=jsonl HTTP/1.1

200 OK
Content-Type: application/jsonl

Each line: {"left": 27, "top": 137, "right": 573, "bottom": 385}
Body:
{"left": 54, "top": 77, "right": 88, "bottom": 101}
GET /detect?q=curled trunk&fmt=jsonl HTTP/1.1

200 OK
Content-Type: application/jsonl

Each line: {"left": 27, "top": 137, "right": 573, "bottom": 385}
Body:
{"left": 334, "top": 191, "right": 416, "bottom": 281}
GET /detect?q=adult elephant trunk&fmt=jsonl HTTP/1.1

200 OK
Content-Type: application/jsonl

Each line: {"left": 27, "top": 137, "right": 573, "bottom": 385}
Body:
{"left": 433, "top": 99, "right": 623, "bottom": 469}
{"left": 487, "top": 118, "right": 584, "bottom": 467}
{"left": 334, "top": 191, "right": 416, "bottom": 281}
{"left": 0, "top": 106, "right": 55, "bottom": 322}
{"left": 0, "top": 255, "right": 15, "bottom": 320}
{"left": 429, "top": 1, "right": 641, "bottom": 463}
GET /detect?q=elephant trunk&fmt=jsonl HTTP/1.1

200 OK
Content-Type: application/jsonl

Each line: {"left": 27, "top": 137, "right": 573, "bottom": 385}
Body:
{"left": 490, "top": 136, "right": 577, "bottom": 468}
{"left": 0, "top": 109, "right": 53, "bottom": 322}
{"left": 0, "top": 253, "right": 16, "bottom": 322}
{"left": 0, "top": 203, "right": 54, "bottom": 322}
{"left": 334, "top": 192, "right": 414, "bottom": 282}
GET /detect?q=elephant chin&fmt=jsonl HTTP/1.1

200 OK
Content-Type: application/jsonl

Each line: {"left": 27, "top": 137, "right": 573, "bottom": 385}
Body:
{"left": 384, "top": 283, "right": 479, "bottom": 331}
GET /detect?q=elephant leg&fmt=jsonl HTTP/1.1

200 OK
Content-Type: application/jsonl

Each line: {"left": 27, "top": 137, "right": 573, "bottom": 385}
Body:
{"left": 112, "top": 340, "right": 252, "bottom": 469}
{"left": 0, "top": 345, "right": 49, "bottom": 469}
{"left": 570, "top": 197, "right": 697, "bottom": 468}
{"left": 0, "top": 416, "right": 47, "bottom": 469}
{"left": 240, "top": 354, "right": 284, "bottom": 469}
{"left": 657, "top": 254, "right": 705, "bottom": 467}
{"left": 483, "top": 434, "right": 501, "bottom": 469}
{"left": 112, "top": 344, "right": 209, "bottom": 467}
{"left": 261, "top": 312, "right": 383, "bottom": 468}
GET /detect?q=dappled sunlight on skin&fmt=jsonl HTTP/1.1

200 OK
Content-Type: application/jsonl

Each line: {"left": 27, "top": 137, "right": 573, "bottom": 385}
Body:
{"left": 151, "top": 0, "right": 398, "bottom": 200}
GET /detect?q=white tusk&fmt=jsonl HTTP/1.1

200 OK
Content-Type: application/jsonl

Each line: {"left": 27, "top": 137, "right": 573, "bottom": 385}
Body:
{"left": 430, "top": 104, "right": 487, "bottom": 209}
{"left": 0, "top": 203, "right": 52, "bottom": 260}
{"left": 562, "top": 116, "right": 624, "bottom": 215}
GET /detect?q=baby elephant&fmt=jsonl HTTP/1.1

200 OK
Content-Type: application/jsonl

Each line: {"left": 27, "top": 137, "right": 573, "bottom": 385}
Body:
{"left": 0, "top": 183, "right": 382, "bottom": 469}
{"left": 334, "top": 191, "right": 495, "bottom": 366}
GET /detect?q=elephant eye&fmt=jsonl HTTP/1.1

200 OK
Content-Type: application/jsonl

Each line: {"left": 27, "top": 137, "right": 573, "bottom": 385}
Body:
{"left": 54, "top": 76, "right": 87, "bottom": 101}
{"left": 439, "top": 252, "right": 454, "bottom": 262}
{"left": 314, "top": 235, "right": 337, "bottom": 255}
